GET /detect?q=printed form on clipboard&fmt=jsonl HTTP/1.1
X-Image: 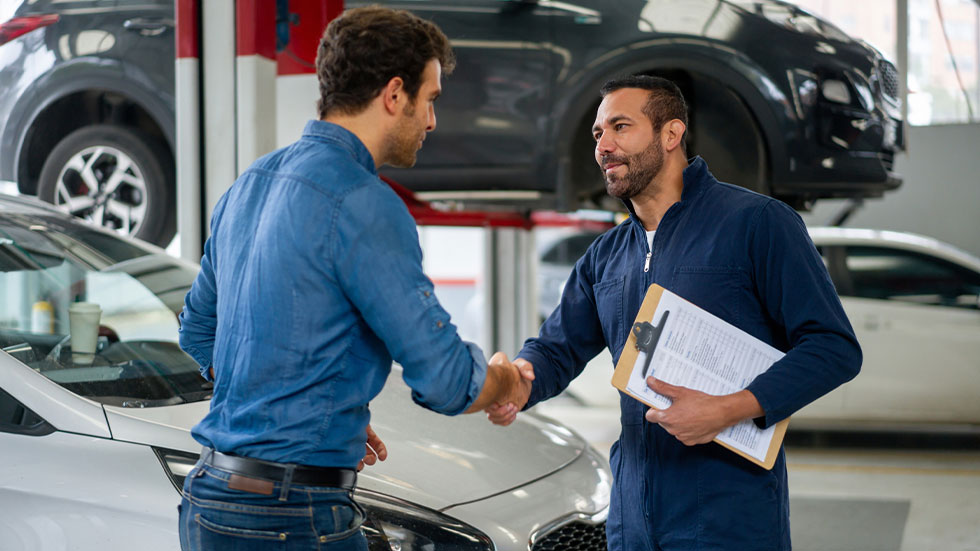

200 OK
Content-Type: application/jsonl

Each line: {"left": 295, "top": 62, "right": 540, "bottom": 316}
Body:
{"left": 611, "top": 284, "right": 790, "bottom": 470}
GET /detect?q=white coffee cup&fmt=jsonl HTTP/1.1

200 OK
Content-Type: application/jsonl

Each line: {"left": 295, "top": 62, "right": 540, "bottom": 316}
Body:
{"left": 68, "top": 302, "right": 102, "bottom": 365}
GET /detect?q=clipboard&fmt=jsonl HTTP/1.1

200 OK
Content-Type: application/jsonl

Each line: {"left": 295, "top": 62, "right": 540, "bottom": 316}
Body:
{"left": 611, "top": 284, "right": 789, "bottom": 470}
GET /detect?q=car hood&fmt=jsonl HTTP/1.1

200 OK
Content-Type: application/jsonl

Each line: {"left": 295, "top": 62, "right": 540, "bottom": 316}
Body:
{"left": 103, "top": 375, "right": 587, "bottom": 510}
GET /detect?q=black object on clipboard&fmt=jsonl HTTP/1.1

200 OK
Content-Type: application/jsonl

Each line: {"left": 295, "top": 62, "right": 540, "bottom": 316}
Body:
{"left": 631, "top": 310, "right": 669, "bottom": 379}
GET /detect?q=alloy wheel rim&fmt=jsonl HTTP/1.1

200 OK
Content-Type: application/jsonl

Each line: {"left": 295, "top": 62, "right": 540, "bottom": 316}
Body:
{"left": 53, "top": 145, "right": 148, "bottom": 236}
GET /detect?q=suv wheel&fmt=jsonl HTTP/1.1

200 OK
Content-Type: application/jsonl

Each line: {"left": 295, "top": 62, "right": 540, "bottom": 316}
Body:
{"left": 37, "top": 124, "right": 175, "bottom": 246}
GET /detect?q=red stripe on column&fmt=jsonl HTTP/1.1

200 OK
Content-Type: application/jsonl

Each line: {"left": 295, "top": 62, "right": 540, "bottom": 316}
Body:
{"left": 176, "top": 0, "right": 199, "bottom": 58}
{"left": 236, "top": 0, "right": 277, "bottom": 60}
{"left": 277, "top": 0, "right": 344, "bottom": 76}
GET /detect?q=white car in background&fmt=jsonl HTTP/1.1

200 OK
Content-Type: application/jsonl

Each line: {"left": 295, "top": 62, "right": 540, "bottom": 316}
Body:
{"left": 0, "top": 195, "right": 611, "bottom": 551}
{"left": 533, "top": 226, "right": 980, "bottom": 445}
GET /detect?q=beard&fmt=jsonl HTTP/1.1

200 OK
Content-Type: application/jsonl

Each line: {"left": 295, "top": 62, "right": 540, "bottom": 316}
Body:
{"left": 385, "top": 101, "right": 425, "bottom": 168}
{"left": 602, "top": 140, "right": 665, "bottom": 200}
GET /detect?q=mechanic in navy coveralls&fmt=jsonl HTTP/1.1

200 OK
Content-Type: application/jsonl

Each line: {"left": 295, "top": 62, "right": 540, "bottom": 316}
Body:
{"left": 488, "top": 76, "right": 862, "bottom": 550}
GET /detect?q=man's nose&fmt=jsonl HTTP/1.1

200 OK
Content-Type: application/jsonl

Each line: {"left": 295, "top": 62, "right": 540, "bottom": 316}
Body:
{"left": 595, "top": 132, "right": 615, "bottom": 154}
{"left": 427, "top": 105, "right": 436, "bottom": 132}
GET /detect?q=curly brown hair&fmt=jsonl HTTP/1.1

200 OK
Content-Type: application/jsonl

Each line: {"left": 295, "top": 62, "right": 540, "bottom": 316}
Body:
{"left": 316, "top": 6, "right": 456, "bottom": 118}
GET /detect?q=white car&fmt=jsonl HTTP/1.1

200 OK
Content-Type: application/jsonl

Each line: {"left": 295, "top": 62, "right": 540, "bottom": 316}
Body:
{"left": 534, "top": 227, "right": 980, "bottom": 442}
{"left": 0, "top": 195, "right": 611, "bottom": 551}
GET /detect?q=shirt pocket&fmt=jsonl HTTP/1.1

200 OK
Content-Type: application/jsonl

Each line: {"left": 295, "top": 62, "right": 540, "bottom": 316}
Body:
{"left": 670, "top": 266, "right": 745, "bottom": 326}
{"left": 592, "top": 276, "right": 626, "bottom": 356}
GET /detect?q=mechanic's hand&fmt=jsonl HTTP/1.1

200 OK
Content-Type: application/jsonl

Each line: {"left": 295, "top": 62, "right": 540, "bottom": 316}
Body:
{"left": 485, "top": 357, "right": 534, "bottom": 427}
{"left": 357, "top": 424, "right": 388, "bottom": 472}
{"left": 643, "top": 377, "right": 736, "bottom": 446}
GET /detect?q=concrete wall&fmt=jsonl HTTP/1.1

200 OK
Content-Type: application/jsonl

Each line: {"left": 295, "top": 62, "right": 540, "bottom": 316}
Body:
{"left": 800, "top": 123, "right": 980, "bottom": 258}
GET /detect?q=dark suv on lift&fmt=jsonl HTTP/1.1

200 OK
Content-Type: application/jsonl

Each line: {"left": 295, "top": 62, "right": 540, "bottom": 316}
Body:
{"left": 1, "top": 0, "right": 903, "bottom": 246}
{"left": 362, "top": 0, "right": 904, "bottom": 211}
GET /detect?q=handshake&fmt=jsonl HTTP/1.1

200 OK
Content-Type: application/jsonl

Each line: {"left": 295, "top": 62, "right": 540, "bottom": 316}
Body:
{"left": 464, "top": 352, "right": 535, "bottom": 426}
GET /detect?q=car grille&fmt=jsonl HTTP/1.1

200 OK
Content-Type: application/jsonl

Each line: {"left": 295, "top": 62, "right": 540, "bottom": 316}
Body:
{"left": 877, "top": 60, "right": 899, "bottom": 100}
{"left": 531, "top": 521, "right": 607, "bottom": 551}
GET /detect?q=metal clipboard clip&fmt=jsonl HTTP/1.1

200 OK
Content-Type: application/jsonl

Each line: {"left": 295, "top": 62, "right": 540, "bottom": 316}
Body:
{"left": 631, "top": 310, "right": 669, "bottom": 379}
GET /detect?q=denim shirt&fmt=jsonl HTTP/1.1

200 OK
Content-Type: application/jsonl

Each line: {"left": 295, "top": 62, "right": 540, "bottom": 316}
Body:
{"left": 519, "top": 157, "right": 861, "bottom": 550}
{"left": 179, "top": 120, "right": 487, "bottom": 468}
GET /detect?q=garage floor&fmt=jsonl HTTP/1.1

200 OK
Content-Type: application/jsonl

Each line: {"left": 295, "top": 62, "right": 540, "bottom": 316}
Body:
{"left": 787, "top": 443, "right": 980, "bottom": 551}
{"left": 578, "top": 430, "right": 980, "bottom": 550}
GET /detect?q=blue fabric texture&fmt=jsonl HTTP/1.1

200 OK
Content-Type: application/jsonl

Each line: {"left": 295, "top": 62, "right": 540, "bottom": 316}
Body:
{"left": 178, "top": 462, "right": 367, "bottom": 550}
{"left": 519, "top": 157, "right": 861, "bottom": 550}
{"left": 179, "top": 120, "right": 487, "bottom": 469}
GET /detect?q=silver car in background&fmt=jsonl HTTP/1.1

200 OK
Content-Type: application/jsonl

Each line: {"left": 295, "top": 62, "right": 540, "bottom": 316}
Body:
{"left": 534, "top": 226, "right": 980, "bottom": 442}
{"left": 0, "top": 195, "right": 611, "bottom": 551}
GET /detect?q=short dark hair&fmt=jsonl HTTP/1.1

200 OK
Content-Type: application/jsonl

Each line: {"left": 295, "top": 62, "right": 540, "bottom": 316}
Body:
{"left": 316, "top": 6, "right": 456, "bottom": 118}
{"left": 600, "top": 75, "right": 688, "bottom": 148}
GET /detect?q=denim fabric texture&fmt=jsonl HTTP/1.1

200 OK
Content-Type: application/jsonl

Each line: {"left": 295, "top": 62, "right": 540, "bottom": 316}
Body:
{"left": 520, "top": 157, "right": 862, "bottom": 550}
{"left": 178, "top": 120, "right": 487, "bottom": 468}
{"left": 178, "top": 461, "right": 367, "bottom": 551}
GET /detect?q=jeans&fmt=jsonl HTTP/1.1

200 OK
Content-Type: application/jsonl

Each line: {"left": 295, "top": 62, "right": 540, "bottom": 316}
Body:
{"left": 178, "top": 459, "right": 368, "bottom": 550}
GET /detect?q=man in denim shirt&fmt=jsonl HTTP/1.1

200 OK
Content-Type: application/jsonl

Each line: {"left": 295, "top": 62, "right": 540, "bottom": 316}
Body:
{"left": 489, "top": 76, "right": 862, "bottom": 550}
{"left": 177, "top": 8, "right": 530, "bottom": 550}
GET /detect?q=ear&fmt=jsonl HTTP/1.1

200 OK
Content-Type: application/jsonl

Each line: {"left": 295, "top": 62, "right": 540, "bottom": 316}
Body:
{"left": 380, "top": 76, "right": 407, "bottom": 116}
{"left": 662, "top": 119, "right": 687, "bottom": 153}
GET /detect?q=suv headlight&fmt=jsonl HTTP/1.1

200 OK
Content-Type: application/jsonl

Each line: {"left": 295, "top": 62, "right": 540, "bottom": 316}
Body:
{"left": 357, "top": 489, "right": 493, "bottom": 551}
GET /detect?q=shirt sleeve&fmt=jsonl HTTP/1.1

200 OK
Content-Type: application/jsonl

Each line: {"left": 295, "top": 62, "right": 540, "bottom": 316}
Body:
{"left": 331, "top": 183, "right": 486, "bottom": 415}
{"left": 744, "top": 200, "right": 862, "bottom": 428}
{"left": 518, "top": 246, "right": 608, "bottom": 409}
{"left": 178, "top": 201, "right": 225, "bottom": 382}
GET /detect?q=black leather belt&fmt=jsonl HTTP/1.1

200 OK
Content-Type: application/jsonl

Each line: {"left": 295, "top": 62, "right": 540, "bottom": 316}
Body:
{"left": 204, "top": 450, "right": 357, "bottom": 490}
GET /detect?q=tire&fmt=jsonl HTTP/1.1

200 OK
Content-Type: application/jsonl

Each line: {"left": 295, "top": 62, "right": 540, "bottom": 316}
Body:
{"left": 37, "top": 124, "right": 175, "bottom": 246}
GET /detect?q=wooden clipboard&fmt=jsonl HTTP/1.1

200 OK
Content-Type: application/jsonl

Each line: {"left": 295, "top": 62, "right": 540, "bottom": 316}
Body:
{"left": 611, "top": 284, "right": 789, "bottom": 470}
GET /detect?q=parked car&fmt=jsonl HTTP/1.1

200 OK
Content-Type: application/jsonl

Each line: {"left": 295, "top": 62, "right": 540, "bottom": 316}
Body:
{"left": 2, "top": 0, "right": 904, "bottom": 248}
{"left": 0, "top": 195, "right": 611, "bottom": 551}
{"left": 533, "top": 227, "right": 980, "bottom": 441}
{"left": 0, "top": 0, "right": 176, "bottom": 246}
{"left": 355, "top": 0, "right": 905, "bottom": 210}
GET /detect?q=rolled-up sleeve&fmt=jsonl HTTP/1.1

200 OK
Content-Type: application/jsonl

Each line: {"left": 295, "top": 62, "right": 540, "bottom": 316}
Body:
{"left": 178, "top": 198, "right": 227, "bottom": 382}
{"left": 745, "top": 201, "right": 862, "bottom": 427}
{"left": 331, "top": 184, "right": 486, "bottom": 415}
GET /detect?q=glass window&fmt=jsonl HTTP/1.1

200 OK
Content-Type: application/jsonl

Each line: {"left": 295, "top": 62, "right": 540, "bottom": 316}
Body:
{"left": 0, "top": 218, "right": 210, "bottom": 407}
{"left": 541, "top": 232, "right": 603, "bottom": 265}
{"left": 843, "top": 246, "right": 980, "bottom": 308}
{"left": 907, "top": 0, "right": 979, "bottom": 124}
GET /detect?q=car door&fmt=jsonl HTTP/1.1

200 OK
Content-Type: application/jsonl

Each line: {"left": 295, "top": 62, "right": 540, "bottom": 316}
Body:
{"left": 835, "top": 245, "right": 980, "bottom": 424}
{"left": 348, "top": 0, "right": 556, "bottom": 190}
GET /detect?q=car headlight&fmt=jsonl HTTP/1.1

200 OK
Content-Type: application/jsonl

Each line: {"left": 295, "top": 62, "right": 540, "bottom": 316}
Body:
{"left": 821, "top": 79, "right": 851, "bottom": 105}
{"left": 357, "top": 489, "right": 493, "bottom": 551}
{"left": 154, "top": 449, "right": 494, "bottom": 550}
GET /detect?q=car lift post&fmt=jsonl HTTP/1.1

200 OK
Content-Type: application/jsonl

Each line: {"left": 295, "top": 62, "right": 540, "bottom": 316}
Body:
{"left": 176, "top": 1, "right": 537, "bottom": 355}
{"left": 175, "top": 0, "right": 341, "bottom": 261}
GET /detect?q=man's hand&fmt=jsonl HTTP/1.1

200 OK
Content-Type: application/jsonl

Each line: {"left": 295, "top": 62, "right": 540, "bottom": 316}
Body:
{"left": 643, "top": 377, "right": 763, "bottom": 446}
{"left": 357, "top": 424, "right": 388, "bottom": 472}
{"left": 485, "top": 357, "right": 534, "bottom": 426}
{"left": 465, "top": 352, "right": 532, "bottom": 413}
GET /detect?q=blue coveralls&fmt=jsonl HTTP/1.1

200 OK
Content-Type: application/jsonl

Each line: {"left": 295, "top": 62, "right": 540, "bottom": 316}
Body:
{"left": 519, "top": 158, "right": 862, "bottom": 550}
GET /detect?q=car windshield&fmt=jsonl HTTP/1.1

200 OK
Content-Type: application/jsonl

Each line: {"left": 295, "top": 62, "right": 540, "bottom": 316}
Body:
{"left": 0, "top": 213, "right": 208, "bottom": 407}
